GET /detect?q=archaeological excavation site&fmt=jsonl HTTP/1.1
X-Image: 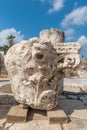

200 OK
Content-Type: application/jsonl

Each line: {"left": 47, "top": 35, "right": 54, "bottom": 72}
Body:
{"left": 0, "top": 28, "right": 87, "bottom": 130}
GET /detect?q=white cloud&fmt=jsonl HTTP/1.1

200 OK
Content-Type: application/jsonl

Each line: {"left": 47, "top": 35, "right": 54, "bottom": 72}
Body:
{"left": 78, "top": 35, "right": 87, "bottom": 57}
{"left": 39, "top": 0, "right": 64, "bottom": 13}
{"left": 48, "top": 0, "right": 64, "bottom": 13}
{"left": 65, "top": 28, "right": 75, "bottom": 41}
{"left": 78, "top": 35, "right": 87, "bottom": 46}
{"left": 0, "top": 28, "right": 24, "bottom": 46}
{"left": 61, "top": 6, "right": 87, "bottom": 27}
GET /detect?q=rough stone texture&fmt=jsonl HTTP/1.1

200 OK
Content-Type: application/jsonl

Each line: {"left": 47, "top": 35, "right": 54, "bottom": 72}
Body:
{"left": 7, "top": 105, "right": 28, "bottom": 123}
{"left": 5, "top": 120, "right": 62, "bottom": 130}
{"left": 0, "top": 52, "right": 8, "bottom": 78}
{"left": 47, "top": 109, "right": 68, "bottom": 124}
{"left": 0, "top": 76, "right": 87, "bottom": 130}
{"left": 71, "top": 110, "right": 87, "bottom": 120}
{"left": 5, "top": 28, "right": 81, "bottom": 110}
{"left": 62, "top": 119, "right": 87, "bottom": 130}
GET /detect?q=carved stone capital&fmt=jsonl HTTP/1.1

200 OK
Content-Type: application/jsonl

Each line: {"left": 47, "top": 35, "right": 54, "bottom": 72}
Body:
{"left": 5, "top": 28, "right": 81, "bottom": 110}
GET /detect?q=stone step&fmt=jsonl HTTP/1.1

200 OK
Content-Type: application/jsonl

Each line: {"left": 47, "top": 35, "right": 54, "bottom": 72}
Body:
{"left": 47, "top": 107, "right": 68, "bottom": 124}
{"left": 7, "top": 105, "right": 28, "bottom": 123}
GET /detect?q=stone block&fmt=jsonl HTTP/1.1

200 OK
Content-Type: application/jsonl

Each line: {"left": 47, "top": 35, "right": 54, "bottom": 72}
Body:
{"left": 47, "top": 109, "right": 68, "bottom": 124}
{"left": 7, "top": 105, "right": 28, "bottom": 123}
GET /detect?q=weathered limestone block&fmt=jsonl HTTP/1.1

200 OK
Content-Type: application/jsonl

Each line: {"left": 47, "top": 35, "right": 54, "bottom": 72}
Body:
{"left": 5, "top": 28, "right": 81, "bottom": 110}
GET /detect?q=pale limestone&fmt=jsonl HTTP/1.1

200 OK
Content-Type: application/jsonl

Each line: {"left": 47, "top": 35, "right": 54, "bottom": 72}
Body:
{"left": 71, "top": 110, "right": 87, "bottom": 120}
{"left": 5, "top": 120, "right": 62, "bottom": 130}
{"left": 5, "top": 28, "right": 81, "bottom": 110}
{"left": 47, "top": 109, "right": 68, "bottom": 124}
{"left": 62, "top": 119, "right": 87, "bottom": 130}
{"left": 7, "top": 105, "right": 28, "bottom": 123}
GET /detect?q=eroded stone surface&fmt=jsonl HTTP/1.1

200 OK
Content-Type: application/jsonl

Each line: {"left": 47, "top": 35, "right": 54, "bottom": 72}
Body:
{"left": 5, "top": 28, "right": 81, "bottom": 110}
{"left": 62, "top": 119, "right": 87, "bottom": 130}
{"left": 71, "top": 110, "right": 87, "bottom": 120}
{"left": 5, "top": 120, "right": 62, "bottom": 130}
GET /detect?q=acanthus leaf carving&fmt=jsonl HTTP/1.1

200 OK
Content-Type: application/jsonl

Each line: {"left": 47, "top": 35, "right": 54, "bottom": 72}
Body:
{"left": 5, "top": 28, "right": 81, "bottom": 110}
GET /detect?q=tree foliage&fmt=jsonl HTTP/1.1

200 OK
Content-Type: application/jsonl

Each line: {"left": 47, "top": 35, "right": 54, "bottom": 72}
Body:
{"left": 0, "top": 45, "right": 9, "bottom": 55}
{"left": 7, "top": 34, "right": 15, "bottom": 40}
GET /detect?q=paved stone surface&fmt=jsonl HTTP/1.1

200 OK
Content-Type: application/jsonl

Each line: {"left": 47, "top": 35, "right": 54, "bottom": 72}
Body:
{"left": 62, "top": 119, "right": 87, "bottom": 130}
{"left": 5, "top": 120, "right": 62, "bottom": 130}
{"left": 71, "top": 109, "right": 87, "bottom": 120}
{"left": 0, "top": 83, "right": 11, "bottom": 94}
{"left": 37, "top": 120, "right": 62, "bottom": 130}
{"left": 32, "top": 110, "right": 47, "bottom": 120}
{"left": 0, "top": 93, "right": 17, "bottom": 105}
{"left": 0, "top": 105, "right": 11, "bottom": 130}
{"left": 0, "top": 76, "right": 87, "bottom": 130}
{"left": 47, "top": 109, "right": 68, "bottom": 124}
{"left": 58, "top": 99, "right": 87, "bottom": 115}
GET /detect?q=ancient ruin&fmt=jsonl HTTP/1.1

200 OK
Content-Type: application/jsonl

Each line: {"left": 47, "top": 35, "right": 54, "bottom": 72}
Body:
{"left": 5, "top": 28, "right": 81, "bottom": 110}
{"left": 0, "top": 52, "right": 8, "bottom": 77}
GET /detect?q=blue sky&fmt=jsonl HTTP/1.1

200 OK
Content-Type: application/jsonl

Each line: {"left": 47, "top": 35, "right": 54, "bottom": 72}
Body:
{"left": 0, "top": 0, "right": 87, "bottom": 57}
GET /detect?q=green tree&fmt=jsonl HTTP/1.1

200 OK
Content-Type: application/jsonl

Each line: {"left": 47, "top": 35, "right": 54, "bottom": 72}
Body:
{"left": 0, "top": 45, "right": 9, "bottom": 55}
{"left": 7, "top": 34, "right": 15, "bottom": 47}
